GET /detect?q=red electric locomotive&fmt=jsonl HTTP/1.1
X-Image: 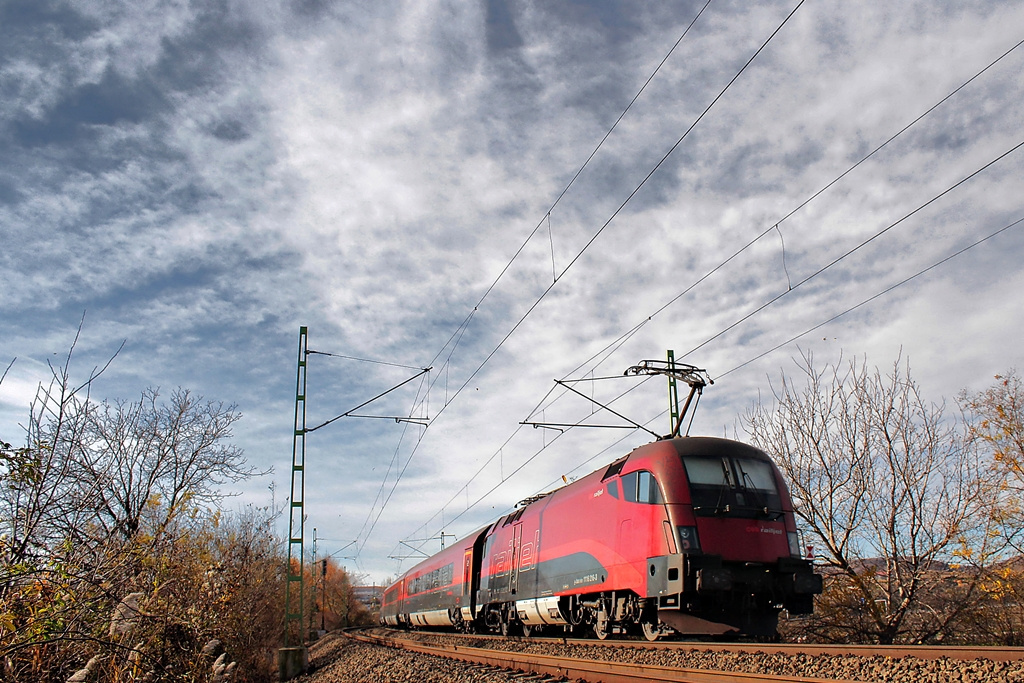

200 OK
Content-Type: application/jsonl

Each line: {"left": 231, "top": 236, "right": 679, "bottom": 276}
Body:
{"left": 381, "top": 435, "right": 821, "bottom": 639}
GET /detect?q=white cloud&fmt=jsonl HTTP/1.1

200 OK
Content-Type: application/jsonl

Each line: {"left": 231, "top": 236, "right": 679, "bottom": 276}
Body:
{"left": 2, "top": 0, "right": 1023, "bottom": 581}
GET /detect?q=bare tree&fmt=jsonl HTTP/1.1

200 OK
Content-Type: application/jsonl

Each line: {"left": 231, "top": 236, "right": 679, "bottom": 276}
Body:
{"left": 744, "top": 352, "right": 998, "bottom": 644}
{"left": 75, "top": 387, "right": 257, "bottom": 542}
{"left": 0, "top": 328, "right": 121, "bottom": 569}
{"left": 1, "top": 331, "right": 279, "bottom": 682}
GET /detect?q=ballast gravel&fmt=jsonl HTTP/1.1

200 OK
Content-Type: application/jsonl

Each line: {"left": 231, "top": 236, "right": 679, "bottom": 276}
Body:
{"left": 294, "top": 629, "right": 1024, "bottom": 683}
{"left": 291, "top": 633, "right": 541, "bottom": 683}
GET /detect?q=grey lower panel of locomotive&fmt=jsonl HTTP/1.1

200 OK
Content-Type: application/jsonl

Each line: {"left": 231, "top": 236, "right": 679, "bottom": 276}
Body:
{"left": 516, "top": 596, "right": 569, "bottom": 626}
{"left": 479, "top": 551, "right": 607, "bottom": 605}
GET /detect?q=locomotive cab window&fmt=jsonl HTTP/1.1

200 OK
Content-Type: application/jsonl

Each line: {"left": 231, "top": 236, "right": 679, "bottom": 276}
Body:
{"left": 621, "top": 470, "right": 663, "bottom": 504}
{"left": 682, "top": 455, "right": 782, "bottom": 518}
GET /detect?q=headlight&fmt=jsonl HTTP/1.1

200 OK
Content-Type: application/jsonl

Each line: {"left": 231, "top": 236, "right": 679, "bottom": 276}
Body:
{"left": 677, "top": 526, "right": 701, "bottom": 553}
{"left": 787, "top": 531, "right": 802, "bottom": 558}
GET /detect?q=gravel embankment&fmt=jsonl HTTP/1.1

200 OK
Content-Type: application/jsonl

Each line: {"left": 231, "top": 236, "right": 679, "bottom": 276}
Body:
{"left": 296, "top": 629, "right": 1024, "bottom": 683}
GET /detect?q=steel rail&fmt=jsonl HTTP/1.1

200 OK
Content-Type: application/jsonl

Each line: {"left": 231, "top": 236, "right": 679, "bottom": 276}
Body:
{"left": 392, "top": 629, "right": 1024, "bottom": 663}
{"left": 345, "top": 630, "right": 860, "bottom": 683}
{"left": 630, "top": 641, "right": 1024, "bottom": 663}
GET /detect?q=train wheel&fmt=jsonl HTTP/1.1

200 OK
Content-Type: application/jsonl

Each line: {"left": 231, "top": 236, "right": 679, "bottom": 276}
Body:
{"left": 501, "top": 616, "right": 523, "bottom": 637}
{"left": 593, "top": 619, "right": 610, "bottom": 640}
{"left": 521, "top": 624, "right": 533, "bottom": 637}
{"left": 641, "top": 620, "right": 660, "bottom": 642}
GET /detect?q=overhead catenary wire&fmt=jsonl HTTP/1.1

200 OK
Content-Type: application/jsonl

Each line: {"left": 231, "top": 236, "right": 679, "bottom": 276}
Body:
{"left": 416, "top": 0, "right": 1024, "bottom": 490}
{"left": 411, "top": 0, "right": 717, "bottom": 415}
{"left": 718, "top": 214, "right": 1024, "bottom": 379}
{"left": 502, "top": 31, "right": 1024, "bottom": 447}
{"left": 403, "top": 371, "right": 664, "bottom": 548}
{"left": 360, "top": 13, "right": 1024, "bottom": 573}
{"left": 379, "top": 0, "right": 809, "bottom": 560}
{"left": 413, "top": 212, "right": 1024, "bottom": 549}
{"left": 346, "top": 0, "right": 725, "bottom": 557}
{"left": 679, "top": 137, "right": 1024, "bottom": 361}
{"left": 422, "top": 0, "right": 808, "bottom": 428}
{"left": 355, "top": 415, "right": 433, "bottom": 555}
{"left": 457, "top": 0, "right": 716, "bottom": 312}
{"left": 591, "top": 32, "right": 1024, "bottom": 368}
{"left": 351, "top": 367, "right": 436, "bottom": 549}
{"left": 406, "top": 0, "right": 716, "bottom": 411}
{"left": 412, "top": 384, "right": 669, "bottom": 542}
{"left": 400, "top": 35, "right": 1024, "bottom": 553}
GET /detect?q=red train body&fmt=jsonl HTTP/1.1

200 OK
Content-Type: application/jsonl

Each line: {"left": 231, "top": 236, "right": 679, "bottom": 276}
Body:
{"left": 380, "top": 436, "right": 821, "bottom": 639}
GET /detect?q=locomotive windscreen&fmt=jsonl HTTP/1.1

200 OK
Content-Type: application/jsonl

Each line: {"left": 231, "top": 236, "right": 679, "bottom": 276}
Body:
{"left": 682, "top": 454, "right": 783, "bottom": 518}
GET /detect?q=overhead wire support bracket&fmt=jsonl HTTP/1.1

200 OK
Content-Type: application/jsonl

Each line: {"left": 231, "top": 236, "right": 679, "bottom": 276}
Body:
{"left": 324, "top": 540, "right": 357, "bottom": 559}
{"left": 306, "top": 366, "right": 432, "bottom": 433}
{"left": 521, "top": 379, "right": 661, "bottom": 439}
{"left": 344, "top": 414, "right": 431, "bottom": 426}
{"left": 391, "top": 531, "right": 455, "bottom": 560}
{"left": 390, "top": 541, "right": 431, "bottom": 559}
{"left": 521, "top": 421, "right": 638, "bottom": 432}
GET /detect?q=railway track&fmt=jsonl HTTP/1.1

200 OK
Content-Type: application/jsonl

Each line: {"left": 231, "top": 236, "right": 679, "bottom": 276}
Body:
{"left": 337, "top": 628, "right": 1024, "bottom": 682}
{"left": 346, "top": 629, "right": 830, "bottom": 682}
{"left": 384, "top": 628, "right": 1024, "bottom": 662}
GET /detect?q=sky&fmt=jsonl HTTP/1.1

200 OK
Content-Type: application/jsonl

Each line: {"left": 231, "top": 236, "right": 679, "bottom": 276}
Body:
{"left": 2, "top": 0, "right": 1023, "bottom": 585}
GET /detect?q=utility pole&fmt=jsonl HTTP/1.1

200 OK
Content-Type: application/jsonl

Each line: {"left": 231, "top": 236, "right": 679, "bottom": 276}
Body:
{"left": 278, "top": 327, "right": 429, "bottom": 679}
{"left": 279, "top": 326, "right": 309, "bottom": 680}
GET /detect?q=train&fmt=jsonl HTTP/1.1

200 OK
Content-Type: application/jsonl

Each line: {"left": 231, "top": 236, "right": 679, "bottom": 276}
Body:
{"left": 380, "top": 436, "right": 822, "bottom": 640}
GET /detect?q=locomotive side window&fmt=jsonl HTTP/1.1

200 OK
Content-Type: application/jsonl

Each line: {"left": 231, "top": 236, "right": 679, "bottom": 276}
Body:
{"left": 606, "top": 480, "right": 619, "bottom": 499}
{"left": 621, "top": 470, "right": 664, "bottom": 504}
{"left": 682, "top": 455, "right": 782, "bottom": 517}
{"left": 639, "top": 471, "right": 664, "bottom": 503}
{"left": 622, "top": 472, "right": 636, "bottom": 502}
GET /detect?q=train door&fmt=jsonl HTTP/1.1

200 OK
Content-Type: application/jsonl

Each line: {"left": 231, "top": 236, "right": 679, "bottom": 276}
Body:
{"left": 510, "top": 522, "right": 523, "bottom": 595}
{"left": 399, "top": 577, "right": 407, "bottom": 625}
{"left": 618, "top": 519, "right": 633, "bottom": 551}
{"left": 463, "top": 549, "right": 473, "bottom": 598}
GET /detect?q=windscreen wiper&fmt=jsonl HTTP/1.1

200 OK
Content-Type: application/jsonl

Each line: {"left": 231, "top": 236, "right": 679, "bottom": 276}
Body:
{"left": 739, "top": 469, "right": 784, "bottom": 520}
{"left": 710, "top": 459, "right": 732, "bottom": 515}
